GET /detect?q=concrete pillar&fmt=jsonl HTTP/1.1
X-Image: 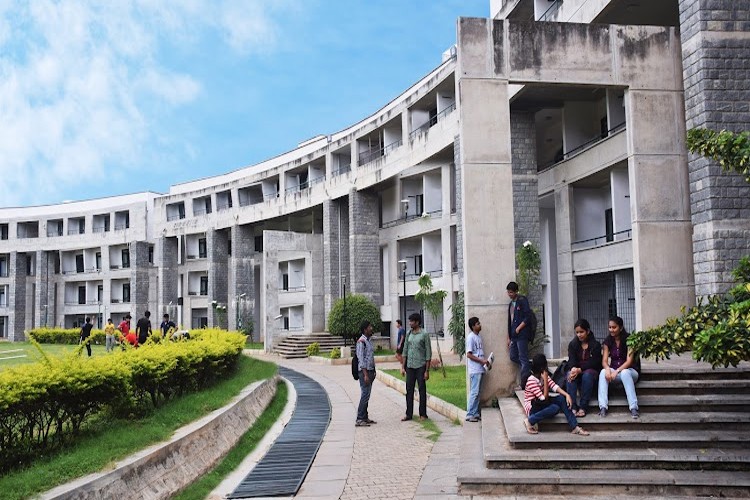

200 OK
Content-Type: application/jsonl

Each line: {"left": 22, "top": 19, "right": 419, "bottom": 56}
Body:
{"left": 348, "top": 190, "right": 381, "bottom": 305}
{"left": 554, "top": 185, "right": 577, "bottom": 352}
{"left": 34, "top": 250, "right": 51, "bottom": 329}
{"left": 9, "top": 252, "right": 26, "bottom": 341}
{"left": 457, "top": 18, "right": 517, "bottom": 399}
{"left": 207, "top": 228, "right": 229, "bottom": 328}
{"left": 678, "top": 0, "right": 750, "bottom": 297}
{"left": 229, "top": 224, "right": 255, "bottom": 332}
{"left": 323, "top": 198, "right": 350, "bottom": 326}
{"left": 626, "top": 89, "right": 696, "bottom": 329}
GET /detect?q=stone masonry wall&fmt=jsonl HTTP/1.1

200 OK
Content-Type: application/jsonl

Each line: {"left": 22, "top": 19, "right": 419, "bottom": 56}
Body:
{"left": 229, "top": 224, "right": 255, "bottom": 331}
{"left": 679, "top": 0, "right": 750, "bottom": 296}
{"left": 348, "top": 189, "right": 381, "bottom": 306}
{"left": 511, "top": 111, "right": 543, "bottom": 308}
{"left": 34, "top": 250, "right": 50, "bottom": 329}
{"left": 158, "top": 236, "right": 179, "bottom": 315}
{"left": 453, "top": 136, "right": 464, "bottom": 284}
{"left": 9, "top": 252, "right": 26, "bottom": 341}
{"left": 130, "top": 242, "right": 151, "bottom": 319}
{"left": 323, "top": 197, "right": 350, "bottom": 326}
{"left": 208, "top": 228, "right": 229, "bottom": 328}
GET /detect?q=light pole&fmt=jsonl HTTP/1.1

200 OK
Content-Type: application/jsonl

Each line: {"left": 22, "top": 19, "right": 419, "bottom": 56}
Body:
{"left": 341, "top": 276, "right": 347, "bottom": 346}
{"left": 398, "top": 259, "right": 408, "bottom": 328}
{"left": 236, "top": 293, "right": 246, "bottom": 336}
{"left": 401, "top": 199, "right": 409, "bottom": 221}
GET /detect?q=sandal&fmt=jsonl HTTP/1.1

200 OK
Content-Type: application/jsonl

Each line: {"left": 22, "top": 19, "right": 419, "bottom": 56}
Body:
{"left": 401, "top": 416, "right": 412, "bottom": 422}
{"left": 571, "top": 426, "right": 590, "bottom": 436}
{"left": 523, "top": 418, "right": 538, "bottom": 434}
{"left": 575, "top": 409, "right": 586, "bottom": 418}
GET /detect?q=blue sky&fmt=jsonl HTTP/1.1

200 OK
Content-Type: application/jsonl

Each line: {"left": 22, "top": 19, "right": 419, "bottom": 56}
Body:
{"left": 0, "top": 1, "right": 488, "bottom": 208}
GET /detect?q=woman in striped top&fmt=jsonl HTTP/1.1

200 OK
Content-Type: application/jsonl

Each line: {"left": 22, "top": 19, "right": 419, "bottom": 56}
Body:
{"left": 523, "top": 353, "right": 590, "bottom": 436}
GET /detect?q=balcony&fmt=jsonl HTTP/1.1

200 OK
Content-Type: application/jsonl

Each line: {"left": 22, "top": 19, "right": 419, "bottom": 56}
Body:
{"left": 381, "top": 209, "right": 442, "bottom": 229}
{"left": 358, "top": 139, "right": 403, "bottom": 166}
{"left": 408, "top": 102, "right": 456, "bottom": 140}
{"left": 332, "top": 163, "right": 351, "bottom": 176}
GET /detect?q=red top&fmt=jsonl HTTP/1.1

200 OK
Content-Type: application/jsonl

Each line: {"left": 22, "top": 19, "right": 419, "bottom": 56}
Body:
{"left": 124, "top": 331, "right": 138, "bottom": 347}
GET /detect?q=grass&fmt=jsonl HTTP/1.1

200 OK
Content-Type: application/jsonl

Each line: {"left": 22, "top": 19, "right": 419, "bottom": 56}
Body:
{"left": 374, "top": 348, "right": 396, "bottom": 356}
{"left": 382, "top": 365, "right": 467, "bottom": 410}
{"left": 245, "top": 341, "right": 264, "bottom": 349}
{"left": 0, "top": 342, "right": 110, "bottom": 371}
{"left": 418, "top": 417, "right": 442, "bottom": 442}
{"left": 173, "top": 381, "right": 289, "bottom": 500}
{"left": 0, "top": 355, "right": 277, "bottom": 500}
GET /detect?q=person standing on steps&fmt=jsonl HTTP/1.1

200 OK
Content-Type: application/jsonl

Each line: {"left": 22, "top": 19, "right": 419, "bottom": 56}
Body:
{"left": 355, "top": 320, "right": 377, "bottom": 427}
{"left": 465, "top": 316, "right": 492, "bottom": 422}
{"left": 401, "top": 312, "right": 431, "bottom": 422}
{"left": 507, "top": 281, "right": 532, "bottom": 388}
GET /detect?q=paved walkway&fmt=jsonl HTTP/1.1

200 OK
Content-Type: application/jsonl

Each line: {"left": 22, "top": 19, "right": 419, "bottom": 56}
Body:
{"left": 220, "top": 354, "right": 462, "bottom": 500}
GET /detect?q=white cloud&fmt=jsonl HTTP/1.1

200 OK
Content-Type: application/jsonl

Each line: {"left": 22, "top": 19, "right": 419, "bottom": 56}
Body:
{"left": 0, "top": 0, "right": 294, "bottom": 207}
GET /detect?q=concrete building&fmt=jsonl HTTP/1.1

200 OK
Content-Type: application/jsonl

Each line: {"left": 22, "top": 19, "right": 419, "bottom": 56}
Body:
{"left": 1, "top": 0, "right": 748, "bottom": 400}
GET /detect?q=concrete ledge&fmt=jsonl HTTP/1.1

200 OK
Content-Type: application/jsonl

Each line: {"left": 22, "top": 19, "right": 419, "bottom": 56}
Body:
{"left": 309, "top": 354, "right": 400, "bottom": 365}
{"left": 42, "top": 375, "right": 279, "bottom": 500}
{"left": 377, "top": 370, "right": 466, "bottom": 423}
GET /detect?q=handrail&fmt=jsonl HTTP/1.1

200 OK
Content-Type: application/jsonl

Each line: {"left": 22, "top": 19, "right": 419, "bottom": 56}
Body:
{"left": 358, "top": 138, "right": 403, "bottom": 165}
{"left": 408, "top": 102, "right": 456, "bottom": 140}
{"left": 539, "top": 0, "right": 562, "bottom": 21}
{"left": 332, "top": 163, "right": 351, "bottom": 176}
{"left": 572, "top": 229, "right": 632, "bottom": 250}
{"left": 380, "top": 209, "right": 442, "bottom": 229}
{"left": 539, "top": 122, "right": 626, "bottom": 172}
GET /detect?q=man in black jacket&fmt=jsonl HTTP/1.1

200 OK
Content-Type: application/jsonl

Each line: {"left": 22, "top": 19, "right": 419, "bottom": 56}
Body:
{"left": 507, "top": 281, "right": 532, "bottom": 388}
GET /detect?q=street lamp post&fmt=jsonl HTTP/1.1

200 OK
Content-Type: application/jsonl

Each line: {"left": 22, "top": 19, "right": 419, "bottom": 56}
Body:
{"left": 401, "top": 199, "right": 409, "bottom": 221}
{"left": 398, "top": 259, "right": 408, "bottom": 328}
{"left": 236, "top": 293, "right": 246, "bottom": 338}
{"left": 341, "top": 276, "right": 347, "bottom": 347}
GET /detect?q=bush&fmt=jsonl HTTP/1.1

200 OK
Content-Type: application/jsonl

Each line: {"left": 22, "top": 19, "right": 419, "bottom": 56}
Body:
{"left": 448, "top": 292, "right": 465, "bottom": 360}
{"left": 306, "top": 342, "right": 320, "bottom": 357}
{"left": 28, "top": 327, "right": 112, "bottom": 345}
{"left": 0, "top": 330, "right": 245, "bottom": 472}
{"left": 327, "top": 294, "right": 382, "bottom": 343}
{"left": 329, "top": 347, "right": 341, "bottom": 359}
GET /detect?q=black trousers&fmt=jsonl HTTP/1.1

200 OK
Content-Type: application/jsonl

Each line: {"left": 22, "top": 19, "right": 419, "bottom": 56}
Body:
{"left": 405, "top": 365, "right": 427, "bottom": 418}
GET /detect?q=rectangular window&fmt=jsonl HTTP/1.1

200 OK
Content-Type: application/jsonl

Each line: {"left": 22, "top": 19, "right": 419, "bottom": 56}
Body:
{"left": 198, "top": 238, "right": 207, "bottom": 259}
{"left": 0, "top": 286, "right": 7, "bottom": 307}
{"left": 254, "top": 236, "right": 263, "bottom": 252}
{"left": 200, "top": 276, "right": 208, "bottom": 296}
{"left": 282, "top": 274, "right": 289, "bottom": 291}
{"left": 78, "top": 286, "right": 86, "bottom": 305}
{"left": 148, "top": 246, "right": 154, "bottom": 264}
{"left": 95, "top": 252, "right": 102, "bottom": 271}
{"left": 0, "top": 224, "right": 7, "bottom": 240}
{"left": 123, "top": 283, "right": 131, "bottom": 303}
{"left": 76, "top": 254, "right": 84, "bottom": 273}
{"left": 97, "top": 285, "right": 103, "bottom": 302}
{"left": 0, "top": 257, "right": 7, "bottom": 277}
{"left": 122, "top": 248, "right": 130, "bottom": 268}
{"left": 26, "top": 255, "right": 33, "bottom": 276}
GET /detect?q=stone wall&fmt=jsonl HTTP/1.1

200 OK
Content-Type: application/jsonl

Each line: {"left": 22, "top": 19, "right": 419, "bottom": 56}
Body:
{"left": 9, "top": 252, "right": 26, "bottom": 341}
{"left": 679, "top": 0, "right": 750, "bottom": 297}
{"left": 322, "top": 198, "right": 350, "bottom": 326}
{"left": 130, "top": 242, "right": 151, "bottom": 319}
{"left": 208, "top": 229, "right": 230, "bottom": 327}
{"left": 348, "top": 189, "right": 381, "bottom": 306}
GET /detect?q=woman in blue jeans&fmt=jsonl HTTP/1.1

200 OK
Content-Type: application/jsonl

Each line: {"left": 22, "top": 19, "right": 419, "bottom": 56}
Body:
{"left": 566, "top": 319, "right": 602, "bottom": 417}
{"left": 598, "top": 315, "right": 641, "bottom": 419}
{"left": 523, "top": 354, "right": 590, "bottom": 436}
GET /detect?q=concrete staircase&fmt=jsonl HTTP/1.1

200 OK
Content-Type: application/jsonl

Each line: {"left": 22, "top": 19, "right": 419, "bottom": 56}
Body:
{"left": 458, "top": 359, "right": 750, "bottom": 497}
{"left": 272, "top": 333, "right": 348, "bottom": 359}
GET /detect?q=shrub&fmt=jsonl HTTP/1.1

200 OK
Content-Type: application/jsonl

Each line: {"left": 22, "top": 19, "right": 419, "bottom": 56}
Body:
{"left": 0, "top": 330, "right": 245, "bottom": 472}
{"left": 327, "top": 294, "right": 382, "bottom": 343}
{"left": 329, "top": 347, "right": 341, "bottom": 359}
{"left": 306, "top": 342, "right": 320, "bottom": 357}
{"left": 28, "top": 327, "right": 111, "bottom": 345}
{"left": 448, "top": 292, "right": 465, "bottom": 360}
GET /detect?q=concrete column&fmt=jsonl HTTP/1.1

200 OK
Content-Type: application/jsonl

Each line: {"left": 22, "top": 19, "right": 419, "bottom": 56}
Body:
{"left": 453, "top": 137, "right": 464, "bottom": 282}
{"left": 626, "top": 89, "right": 696, "bottom": 329}
{"left": 207, "top": 228, "right": 229, "bottom": 328}
{"left": 348, "top": 189, "right": 381, "bottom": 306}
{"left": 323, "top": 198, "right": 349, "bottom": 326}
{"left": 554, "top": 185, "right": 577, "bottom": 351}
{"left": 34, "top": 250, "right": 51, "bottom": 329}
{"left": 229, "top": 224, "right": 255, "bottom": 332}
{"left": 457, "top": 18, "right": 517, "bottom": 399}
{"left": 678, "top": 0, "right": 750, "bottom": 297}
{"left": 9, "top": 252, "right": 26, "bottom": 341}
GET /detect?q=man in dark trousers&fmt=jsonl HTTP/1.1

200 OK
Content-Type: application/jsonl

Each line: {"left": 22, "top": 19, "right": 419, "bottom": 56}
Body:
{"left": 355, "top": 320, "right": 377, "bottom": 427}
{"left": 136, "top": 310, "right": 153, "bottom": 345}
{"left": 507, "top": 281, "right": 532, "bottom": 388}
{"left": 80, "top": 316, "right": 94, "bottom": 357}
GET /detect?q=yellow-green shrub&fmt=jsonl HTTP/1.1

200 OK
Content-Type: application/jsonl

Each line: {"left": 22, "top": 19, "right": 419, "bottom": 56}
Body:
{"left": 28, "top": 327, "right": 111, "bottom": 345}
{"left": 0, "top": 331, "right": 245, "bottom": 472}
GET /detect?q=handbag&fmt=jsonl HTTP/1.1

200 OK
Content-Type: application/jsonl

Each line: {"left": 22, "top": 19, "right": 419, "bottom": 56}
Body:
{"left": 552, "top": 360, "right": 569, "bottom": 388}
{"left": 531, "top": 396, "right": 554, "bottom": 413}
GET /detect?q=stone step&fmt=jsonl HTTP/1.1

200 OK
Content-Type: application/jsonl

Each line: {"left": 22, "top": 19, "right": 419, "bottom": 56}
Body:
{"left": 634, "top": 378, "right": 750, "bottom": 395}
{"left": 514, "top": 390, "right": 750, "bottom": 412}
{"left": 458, "top": 418, "right": 750, "bottom": 497}
{"left": 499, "top": 403, "right": 750, "bottom": 449}
{"left": 482, "top": 408, "right": 750, "bottom": 470}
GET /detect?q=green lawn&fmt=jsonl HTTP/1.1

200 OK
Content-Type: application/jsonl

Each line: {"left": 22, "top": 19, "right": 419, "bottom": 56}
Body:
{"left": 0, "top": 342, "right": 109, "bottom": 371}
{"left": 0, "top": 355, "right": 277, "bottom": 500}
{"left": 383, "top": 365, "right": 467, "bottom": 410}
{"left": 374, "top": 348, "right": 396, "bottom": 356}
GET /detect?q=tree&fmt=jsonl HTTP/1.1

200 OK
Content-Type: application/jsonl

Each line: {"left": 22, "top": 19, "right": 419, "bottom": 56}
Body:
{"left": 516, "top": 240, "right": 541, "bottom": 297}
{"left": 448, "top": 292, "right": 465, "bottom": 361}
{"left": 686, "top": 128, "right": 750, "bottom": 182}
{"left": 327, "top": 294, "right": 382, "bottom": 344}
{"left": 414, "top": 273, "right": 447, "bottom": 377}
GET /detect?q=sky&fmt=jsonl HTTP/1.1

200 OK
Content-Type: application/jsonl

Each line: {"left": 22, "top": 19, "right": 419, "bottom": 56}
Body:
{"left": 0, "top": 0, "right": 489, "bottom": 208}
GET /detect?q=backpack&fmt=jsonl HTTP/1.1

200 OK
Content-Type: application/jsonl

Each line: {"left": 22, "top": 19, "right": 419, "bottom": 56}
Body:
{"left": 351, "top": 348, "right": 359, "bottom": 380}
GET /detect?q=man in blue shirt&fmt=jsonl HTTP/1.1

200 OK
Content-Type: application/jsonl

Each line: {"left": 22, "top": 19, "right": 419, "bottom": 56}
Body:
{"left": 507, "top": 281, "right": 532, "bottom": 388}
{"left": 356, "top": 320, "right": 377, "bottom": 427}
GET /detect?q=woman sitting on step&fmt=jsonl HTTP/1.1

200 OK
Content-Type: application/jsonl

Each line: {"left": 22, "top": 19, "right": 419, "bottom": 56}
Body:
{"left": 598, "top": 315, "right": 641, "bottom": 419}
{"left": 523, "top": 353, "right": 590, "bottom": 436}
{"left": 566, "top": 318, "right": 602, "bottom": 417}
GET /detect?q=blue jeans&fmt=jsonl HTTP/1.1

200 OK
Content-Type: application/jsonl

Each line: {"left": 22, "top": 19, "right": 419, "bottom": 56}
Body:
{"left": 565, "top": 369, "right": 597, "bottom": 411}
{"left": 509, "top": 336, "right": 530, "bottom": 386}
{"left": 598, "top": 368, "right": 639, "bottom": 411}
{"left": 467, "top": 373, "right": 482, "bottom": 418}
{"left": 527, "top": 395, "right": 578, "bottom": 430}
{"left": 357, "top": 369, "right": 375, "bottom": 421}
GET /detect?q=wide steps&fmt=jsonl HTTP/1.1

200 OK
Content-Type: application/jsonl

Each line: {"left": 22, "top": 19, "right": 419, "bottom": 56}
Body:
{"left": 272, "top": 334, "right": 348, "bottom": 358}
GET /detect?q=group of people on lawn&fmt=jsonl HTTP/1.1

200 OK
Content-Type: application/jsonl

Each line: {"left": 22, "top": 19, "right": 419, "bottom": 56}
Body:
{"left": 79, "top": 311, "right": 178, "bottom": 355}
{"left": 354, "top": 281, "right": 641, "bottom": 437}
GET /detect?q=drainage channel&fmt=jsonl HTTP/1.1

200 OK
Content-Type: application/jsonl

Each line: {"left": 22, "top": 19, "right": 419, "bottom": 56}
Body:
{"left": 228, "top": 366, "right": 331, "bottom": 498}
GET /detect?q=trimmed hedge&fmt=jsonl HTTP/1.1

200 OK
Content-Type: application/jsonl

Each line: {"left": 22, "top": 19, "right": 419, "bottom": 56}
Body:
{"left": 28, "top": 327, "right": 113, "bottom": 345}
{"left": 0, "top": 330, "right": 245, "bottom": 472}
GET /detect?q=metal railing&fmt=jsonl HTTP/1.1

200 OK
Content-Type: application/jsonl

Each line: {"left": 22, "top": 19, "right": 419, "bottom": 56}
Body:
{"left": 263, "top": 192, "right": 279, "bottom": 201}
{"left": 67, "top": 228, "right": 84, "bottom": 235}
{"left": 539, "top": 0, "right": 562, "bottom": 21}
{"left": 380, "top": 209, "right": 442, "bottom": 229}
{"left": 572, "top": 229, "right": 632, "bottom": 251}
{"left": 285, "top": 175, "right": 325, "bottom": 194}
{"left": 92, "top": 226, "right": 107, "bottom": 233}
{"left": 114, "top": 223, "right": 129, "bottom": 230}
{"left": 216, "top": 201, "right": 232, "bottom": 211}
{"left": 408, "top": 102, "right": 456, "bottom": 140}
{"left": 358, "top": 138, "right": 403, "bottom": 166}
{"left": 332, "top": 163, "right": 351, "bottom": 176}
{"left": 539, "top": 122, "right": 626, "bottom": 171}
{"left": 167, "top": 212, "right": 185, "bottom": 221}
{"left": 47, "top": 230, "right": 64, "bottom": 237}
{"left": 281, "top": 285, "right": 306, "bottom": 293}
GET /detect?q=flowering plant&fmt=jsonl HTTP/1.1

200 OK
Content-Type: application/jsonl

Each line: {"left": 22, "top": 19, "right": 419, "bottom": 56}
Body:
{"left": 516, "top": 240, "right": 541, "bottom": 296}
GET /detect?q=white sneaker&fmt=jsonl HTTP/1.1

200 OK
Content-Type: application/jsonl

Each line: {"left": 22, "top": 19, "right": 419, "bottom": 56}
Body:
{"left": 484, "top": 352, "right": 495, "bottom": 372}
